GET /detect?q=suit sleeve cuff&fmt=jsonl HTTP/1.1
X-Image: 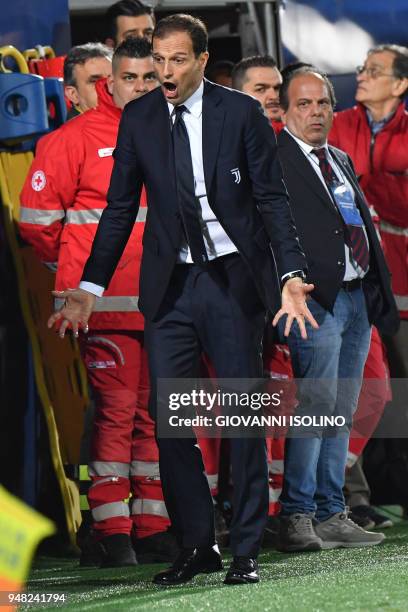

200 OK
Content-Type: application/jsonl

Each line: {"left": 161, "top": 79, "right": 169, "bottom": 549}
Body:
{"left": 79, "top": 281, "right": 105, "bottom": 297}
{"left": 281, "top": 269, "right": 303, "bottom": 283}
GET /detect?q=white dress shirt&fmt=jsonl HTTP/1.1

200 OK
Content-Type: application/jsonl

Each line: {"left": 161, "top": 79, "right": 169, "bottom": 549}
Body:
{"left": 284, "top": 128, "right": 367, "bottom": 281}
{"left": 168, "top": 80, "right": 237, "bottom": 263}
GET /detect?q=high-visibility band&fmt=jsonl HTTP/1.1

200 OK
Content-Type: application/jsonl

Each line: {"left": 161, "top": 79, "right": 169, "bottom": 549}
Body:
{"left": 379, "top": 220, "right": 408, "bottom": 237}
{"left": 65, "top": 207, "right": 147, "bottom": 225}
{"left": 130, "top": 461, "right": 160, "bottom": 478}
{"left": 89, "top": 461, "right": 130, "bottom": 477}
{"left": 19, "top": 207, "right": 65, "bottom": 225}
{"left": 80, "top": 494, "right": 90, "bottom": 511}
{"left": 269, "top": 487, "right": 282, "bottom": 503}
{"left": 346, "top": 451, "right": 359, "bottom": 469}
{"left": 206, "top": 474, "right": 218, "bottom": 489}
{"left": 130, "top": 499, "right": 169, "bottom": 518}
{"left": 79, "top": 465, "right": 90, "bottom": 481}
{"left": 54, "top": 295, "right": 140, "bottom": 312}
{"left": 269, "top": 460, "right": 284, "bottom": 474}
{"left": 395, "top": 295, "right": 408, "bottom": 311}
{"left": 92, "top": 501, "right": 129, "bottom": 522}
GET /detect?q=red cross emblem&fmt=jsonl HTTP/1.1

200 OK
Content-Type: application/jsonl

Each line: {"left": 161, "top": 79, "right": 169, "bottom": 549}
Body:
{"left": 31, "top": 170, "right": 46, "bottom": 192}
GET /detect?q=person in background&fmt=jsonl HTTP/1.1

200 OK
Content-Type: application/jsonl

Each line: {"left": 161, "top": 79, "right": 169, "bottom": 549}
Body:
{"left": 275, "top": 67, "right": 398, "bottom": 552}
{"left": 206, "top": 60, "right": 234, "bottom": 87}
{"left": 19, "top": 37, "right": 178, "bottom": 568}
{"left": 231, "top": 55, "right": 283, "bottom": 127}
{"left": 104, "top": 0, "right": 155, "bottom": 47}
{"left": 64, "top": 43, "right": 112, "bottom": 119}
{"left": 330, "top": 43, "right": 408, "bottom": 530}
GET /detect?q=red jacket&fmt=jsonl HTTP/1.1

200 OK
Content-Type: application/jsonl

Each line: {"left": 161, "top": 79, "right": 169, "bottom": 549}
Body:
{"left": 19, "top": 79, "right": 146, "bottom": 330}
{"left": 330, "top": 102, "right": 408, "bottom": 318}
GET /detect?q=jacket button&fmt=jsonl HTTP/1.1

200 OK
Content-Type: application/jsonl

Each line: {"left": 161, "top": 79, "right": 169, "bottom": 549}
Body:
{"left": 334, "top": 229, "right": 342, "bottom": 235}
{"left": 337, "top": 260, "right": 344, "bottom": 266}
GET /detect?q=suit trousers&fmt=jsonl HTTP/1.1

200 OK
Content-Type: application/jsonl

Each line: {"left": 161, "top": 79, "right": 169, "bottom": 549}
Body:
{"left": 145, "top": 253, "right": 269, "bottom": 557}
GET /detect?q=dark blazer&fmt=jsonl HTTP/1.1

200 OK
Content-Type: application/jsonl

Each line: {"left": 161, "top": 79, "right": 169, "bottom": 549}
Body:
{"left": 82, "top": 80, "right": 307, "bottom": 320}
{"left": 277, "top": 129, "right": 399, "bottom": 336}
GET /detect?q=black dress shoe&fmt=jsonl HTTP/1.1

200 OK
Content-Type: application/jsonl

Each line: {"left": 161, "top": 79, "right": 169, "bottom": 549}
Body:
{"left": 224, "top": 557, "right": 259, "bottom": 584}
{"left": 153, "top": 547, "right": 223, "bottom": 585}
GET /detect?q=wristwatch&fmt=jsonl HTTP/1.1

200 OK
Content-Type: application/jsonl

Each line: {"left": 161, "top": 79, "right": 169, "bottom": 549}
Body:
{"left": 281, "top": 270, "right": 307, "bottom": 287}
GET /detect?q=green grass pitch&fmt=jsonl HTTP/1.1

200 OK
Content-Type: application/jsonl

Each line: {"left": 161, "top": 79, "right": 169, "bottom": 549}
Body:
{"left": 24, "top": 523, "right": 408, "bottom": 612}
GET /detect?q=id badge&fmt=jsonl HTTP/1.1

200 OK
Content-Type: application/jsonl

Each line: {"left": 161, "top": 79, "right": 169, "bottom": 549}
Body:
{"left": 332, "top": 184, "right": 363, "bottom": 226}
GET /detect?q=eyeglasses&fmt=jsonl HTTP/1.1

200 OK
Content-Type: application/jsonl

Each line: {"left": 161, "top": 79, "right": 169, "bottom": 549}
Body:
{"left": 356, "top": 65, "right": 395, "bottom": 79}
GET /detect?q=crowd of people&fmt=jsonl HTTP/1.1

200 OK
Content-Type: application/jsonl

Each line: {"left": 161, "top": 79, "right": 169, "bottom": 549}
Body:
{"left": 18, "top": 0, "right": 407, "bottom": 587}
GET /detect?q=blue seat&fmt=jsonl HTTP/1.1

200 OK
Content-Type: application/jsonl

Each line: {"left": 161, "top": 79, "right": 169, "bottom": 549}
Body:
{"left": 0, "top": 72, "right": 48, "bottom": 142}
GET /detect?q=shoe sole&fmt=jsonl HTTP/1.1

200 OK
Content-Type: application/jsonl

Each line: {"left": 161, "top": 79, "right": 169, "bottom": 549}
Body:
{"left": 320, "top": 539, "right": 385, "bottom": 549}
{"left": 224, "top": 576, "right": 259, "bottom": 585}
{"left": 276, "top": 541, "right": 322, "bottom": 553}
{"left": 153, "top": 565, "right": 224, "bottom": 586}
{"left": 374, "top": 521, "right": 393, "bottom": 529}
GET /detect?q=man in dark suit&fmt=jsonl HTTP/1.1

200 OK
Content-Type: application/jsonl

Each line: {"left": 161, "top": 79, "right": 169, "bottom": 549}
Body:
{"left": 275, "top": 67, "right": 399, "bottom": 552}
{"left": 48, "top": 15, "right": 317, "bottom": 584}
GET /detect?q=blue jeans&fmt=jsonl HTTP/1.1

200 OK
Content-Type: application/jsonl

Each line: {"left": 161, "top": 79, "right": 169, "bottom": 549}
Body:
{"left": 280, "top": 287, "right": 371, "bottom": 521}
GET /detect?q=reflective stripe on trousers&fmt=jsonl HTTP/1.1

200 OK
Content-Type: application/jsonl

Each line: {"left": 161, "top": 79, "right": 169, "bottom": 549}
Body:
{"left": 89, "top": 461, "right": 130, "bottom": 478}
{"left": 92, "top": 501, "right": 129, "bottom": 522}
{"left": 130, "top": 498, "right": 169, "bottom": 518}
{"left": 130, "top": 460, "right": 160, "bottom": 479}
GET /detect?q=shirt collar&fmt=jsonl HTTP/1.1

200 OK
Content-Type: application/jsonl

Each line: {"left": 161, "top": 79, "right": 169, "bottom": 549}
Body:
{"left": 167, "top": 80, "right": 204, "bottom": 118}
{"left": 366, "top": 108, "right": 396, "bottom": 135}
{"left": 284, "top": 126, "right": 328, "bottom": 156}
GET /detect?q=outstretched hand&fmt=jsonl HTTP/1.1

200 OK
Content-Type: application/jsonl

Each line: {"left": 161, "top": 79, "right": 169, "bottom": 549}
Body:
{"left": 272, "top": 278, "right": 319, "bottom": 339}
{"left": 47, "top": 288, "right": 96, "bottom": 338}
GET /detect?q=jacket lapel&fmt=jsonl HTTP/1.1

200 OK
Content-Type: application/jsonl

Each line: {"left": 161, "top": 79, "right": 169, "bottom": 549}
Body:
{"left": 202, "top": 80, "right": 225, "bottom": 194}
{"left": 278, "top": 130, "right": 340, "bottom": 218}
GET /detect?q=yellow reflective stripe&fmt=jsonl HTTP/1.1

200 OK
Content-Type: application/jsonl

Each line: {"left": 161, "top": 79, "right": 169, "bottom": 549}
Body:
{"left": 65, "top": 207, "right": 147, "bottom": 224}
{"left": 19, "top": 206, "right": 65, "bottom": 225}
{"left": 130, "top": 499, "right": 169, "bottom": 518}
{"left": 79, "top": 465, "right": 90, "bottom": 481}
{"left": 92, "top": 501, "right": 129, "bottom": 522}
{"left": 54, "top": 296, "right": 140, "bottom": 312}
{"left": 380, "top": 220, "right": 408, "bottom": 237}
{"left": 88, "top": 461, "right": 130, "bottom": 477}
{"left": 80, "top": 495, "right": 89, "bottom": 511}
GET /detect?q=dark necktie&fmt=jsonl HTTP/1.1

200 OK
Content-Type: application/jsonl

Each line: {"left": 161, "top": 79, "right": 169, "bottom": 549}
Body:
{"left": 312, "top": 147, "right": 369, "bottom": 273}
{"left": 172, "top": 105, "right": 208, "bottom": 265}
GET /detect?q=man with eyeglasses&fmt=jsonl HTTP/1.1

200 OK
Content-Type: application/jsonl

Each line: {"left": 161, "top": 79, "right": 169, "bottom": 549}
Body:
{"left": 330, "top": 44, "right": 408, "bottom": 448}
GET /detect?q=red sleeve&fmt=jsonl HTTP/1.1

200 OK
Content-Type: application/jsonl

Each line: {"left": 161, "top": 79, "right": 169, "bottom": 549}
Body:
{"left": 19, "top": 123, "right": 85, "bottom": 264}
{"left": 360, "top": 172, "right": 408, "bottom": 227}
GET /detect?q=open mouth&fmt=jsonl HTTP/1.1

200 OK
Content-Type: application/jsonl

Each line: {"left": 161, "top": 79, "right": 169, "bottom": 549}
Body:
{"left": 162, "top": 81, "right": 178, "bottom": 99}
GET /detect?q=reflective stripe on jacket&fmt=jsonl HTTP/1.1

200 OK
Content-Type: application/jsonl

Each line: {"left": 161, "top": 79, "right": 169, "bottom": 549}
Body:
{"left": 19, "top": 79, "right": 146, "bottom": 330}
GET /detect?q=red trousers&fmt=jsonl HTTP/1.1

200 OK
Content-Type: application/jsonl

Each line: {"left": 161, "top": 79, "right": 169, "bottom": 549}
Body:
{"left": 348, "top": 326, "right": 391, "bottom": 466}
{"left": 80, "top": 331, "right": 169, "bottom": 539}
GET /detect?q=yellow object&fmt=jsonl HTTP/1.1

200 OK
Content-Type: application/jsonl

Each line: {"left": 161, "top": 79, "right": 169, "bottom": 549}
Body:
{"left": 22, "top": 48, "right": 40, "bottom": 61}
{"left": 23, "top": 45, "right": 56, "bottom": 61}
{"left": 0, "top": 45, "right": 29, "bottom": 74}
{"left": 0, "top": 486, "right": 54, "bottom": 611}
{"left": 0, "top": 150, "right": 89, "bottom": 546}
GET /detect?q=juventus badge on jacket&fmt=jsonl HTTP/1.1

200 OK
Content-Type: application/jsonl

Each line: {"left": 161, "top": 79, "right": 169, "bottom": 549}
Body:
{"left": 230, "top": 168, "right": 241, "bottom": 184}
